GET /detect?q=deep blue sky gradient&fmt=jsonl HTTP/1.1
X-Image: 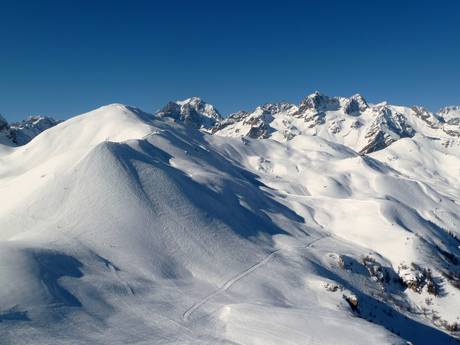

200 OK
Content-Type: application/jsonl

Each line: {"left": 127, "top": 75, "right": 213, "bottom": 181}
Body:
{"left": 1, "top": 0, "right": 459, "bottom": 121}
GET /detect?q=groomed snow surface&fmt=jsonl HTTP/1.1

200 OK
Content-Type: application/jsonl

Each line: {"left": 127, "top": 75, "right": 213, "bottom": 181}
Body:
{"left": 1, "top": 99, "right": 460, "bottom": 344}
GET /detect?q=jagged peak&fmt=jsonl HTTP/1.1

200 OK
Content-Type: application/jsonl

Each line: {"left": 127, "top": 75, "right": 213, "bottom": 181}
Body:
{"left": 0, "top": 112, "right": 60, "bottom": 146}
{"left": 438, "top": 105, "right": 460, "bottom": 121}
{"left": 411, "top": 105, "right": 439, "bottom": 119}
{"left": 350, "top": 93, "right": 365, "bottom": 100}
{"left": 156, "top": 96, "right": 221, "bottom": 129}
{"left": 258, "top": 102, "right": 297, "bottom": 114}
{"left": 411, "top": 105, "right": 428, "bottom": 113}
{"left": 307, "top": 90, "right": 323, "bottom": 98}
{"left": 11, "top": 115, "right": 59, "bottom": 128}
{"left": 176, "top": 96, "right": 205, "bottom": 106}
{"left": 373, "top": 101, "right": 388, "bottom": 108}
{"left": 161, "top": 97, "right": 221, "bottom": 118}
{"left": 438, "top": 105, "right": 460, "bottom": 114}
{"left": 226, "top": 110, "right": 250, "bottom": 119}
{"left": 298, "top": 91, "right": 339, "bottom": 113}
{"left": 297, "top": 91, "right": 371, "bottom": 115}
{"left": 343, "top": 94, "right": 369, "bottom": 115}
{"left": 350, "top": 93, "right": 368, "bottom": 106}
{"left": 303, "top": 91, "right": 330, "bottom": 103}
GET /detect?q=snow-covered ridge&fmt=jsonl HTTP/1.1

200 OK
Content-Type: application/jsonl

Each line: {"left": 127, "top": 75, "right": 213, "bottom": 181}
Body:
{"left": 209, "top": 91, "right": 460, "bottom": 154}
{"left": 4, "top": 91, "right": 456, "bottom": 153}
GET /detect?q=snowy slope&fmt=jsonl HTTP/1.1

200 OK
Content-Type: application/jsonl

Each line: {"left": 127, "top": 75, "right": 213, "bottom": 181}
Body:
{"left": 1, "top": 98, "right": 460, "bottom": 344}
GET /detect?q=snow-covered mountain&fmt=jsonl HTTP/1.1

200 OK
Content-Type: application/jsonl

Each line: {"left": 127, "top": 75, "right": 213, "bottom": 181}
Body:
{"left": 0, "top": 95, "right": 460, "bottom": 345}
{"left": 439, "top": 106, "right": 460, "bottom": 122}
{"left": 156, "top": 96, "right": 222, "bottom": 129}
{"left": 0, "top": 114, "right": 59, "bottom": 146}
{"left": 213, "top": 92, "right": 460, "bottom": 154}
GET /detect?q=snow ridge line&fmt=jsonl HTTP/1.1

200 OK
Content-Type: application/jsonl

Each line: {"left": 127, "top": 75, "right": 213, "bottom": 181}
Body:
{"left": 182, "top": 235, "right": 327, "bottom": 321}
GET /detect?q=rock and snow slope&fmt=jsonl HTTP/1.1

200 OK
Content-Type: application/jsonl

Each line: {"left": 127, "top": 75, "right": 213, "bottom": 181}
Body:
{"left": 213, "top": 92, "right": 460, "bottom": 153}
{"left": 0, "top": 114, "right": 59, "bottom": 146}
{"left": 156, "top": 97, "right": 222, "bottom": 130}
{"left": 0, "top": 95, "right": 460, "bottom": 344}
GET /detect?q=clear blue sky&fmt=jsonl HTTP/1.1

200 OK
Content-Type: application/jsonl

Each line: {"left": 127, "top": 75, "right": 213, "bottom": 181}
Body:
{"left": 1, "top": 0, "right": 459, "bottom": 121}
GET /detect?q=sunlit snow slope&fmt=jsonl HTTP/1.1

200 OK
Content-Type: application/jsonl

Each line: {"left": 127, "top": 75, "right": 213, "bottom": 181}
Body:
{"left": 1, "top": 99, "right": 460, "bottom": 345}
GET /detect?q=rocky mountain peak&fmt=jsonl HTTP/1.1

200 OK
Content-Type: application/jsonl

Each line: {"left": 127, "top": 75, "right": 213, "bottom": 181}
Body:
{"left": 438, "top": 106, "right": 460, "bottom": 123}
{"left": 259, "top": 102, "right": 297, "bottom": 115}
{"left": 343, "top": 94, "right": 369, "bottom": 115}
{"left": 411, "top": 106, "right": 442, "bottom": 129}
{"left": 156, "top": 97, "right": 222, "bottom": 129}
{"left": 11, "top": 115, "right": 59, "bottom": 131}
{"left": 359, "top": 106, "right": 415, "bottom": 154}
{"left": 297, "top": 91, "right": 340, "bottom": 113}
{"left": 0, "top": 114, "right": 59, "bottom": 146}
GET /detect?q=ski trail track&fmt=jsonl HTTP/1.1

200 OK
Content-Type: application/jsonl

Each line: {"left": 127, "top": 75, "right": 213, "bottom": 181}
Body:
{"left": 183, "top": 235, "right": 327, "bottom": 321}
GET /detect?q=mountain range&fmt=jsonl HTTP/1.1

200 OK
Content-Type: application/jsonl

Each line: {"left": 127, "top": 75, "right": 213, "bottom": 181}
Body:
{"left": 5, "top": 92, "right": 460, "bottom": 154}
{"left": 0, "top": 93, "right": 459, "bottom": 345}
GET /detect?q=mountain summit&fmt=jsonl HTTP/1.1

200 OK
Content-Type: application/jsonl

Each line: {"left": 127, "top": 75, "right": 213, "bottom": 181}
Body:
{"left": 155, "top": 96, "right": 222, "bottom": 129}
